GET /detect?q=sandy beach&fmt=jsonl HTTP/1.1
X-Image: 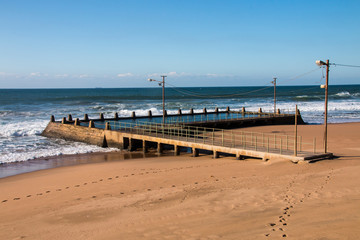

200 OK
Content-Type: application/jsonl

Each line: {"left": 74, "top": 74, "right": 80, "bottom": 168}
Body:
{"left": 1, "top": 123, "right": 360, "bottom": 240}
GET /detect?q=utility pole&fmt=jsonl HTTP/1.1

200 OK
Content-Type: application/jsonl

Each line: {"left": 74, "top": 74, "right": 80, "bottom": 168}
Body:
{"left": 316, "top": 59, "right": 330, "bottom": 153}
{"left": 161, "top": 75, "right": 167, "bottom": 125}
{"left": 294, "top": 104, "right": 298, "bottom": 156}
{"left": 271, "top": 78, "right": 277, "bottom": 114}
{"left": 148, "top": 75, "right": 167, "bottom": 125}
{"left": 324, "top": 60, "right": 330, "bottom": 153}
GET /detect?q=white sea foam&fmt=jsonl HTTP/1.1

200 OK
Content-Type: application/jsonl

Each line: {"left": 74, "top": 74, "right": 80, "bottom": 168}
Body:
{"left": 0, "top": 120, "right": 48, "bottom": 137}
{"left": 0, "top": 141, "right": 118, "bottom": 164}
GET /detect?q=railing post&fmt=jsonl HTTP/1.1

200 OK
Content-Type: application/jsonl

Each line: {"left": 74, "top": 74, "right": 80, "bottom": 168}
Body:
{"left": 211, "top": 129, "right": 215, "bottom": 146}
{"left": 286, "top": 135, "right": 289, "bottom": 150}
{"left": 231, "top": 130, "right": 234, "bottom": 148}
{"left": 244, "top": 134, "right": 246, "bottom": 148}
{"left": 255, "top": 135, "right": 257, "bottom": 151}
{"left": 222, "top": 130, "right": 224, "bottom": 146}
{"left": 274, "top": 134, "right": 276, "bottom": 149}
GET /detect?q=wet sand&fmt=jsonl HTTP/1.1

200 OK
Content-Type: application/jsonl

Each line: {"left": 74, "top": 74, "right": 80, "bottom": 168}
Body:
{"left": 0, "top": 123, "right": 359, "bottom": 239}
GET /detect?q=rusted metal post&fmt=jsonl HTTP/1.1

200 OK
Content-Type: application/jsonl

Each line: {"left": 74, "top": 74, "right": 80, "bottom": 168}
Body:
{"left": 222, "top": 130, "right": 224, "bottom": 146}
{"left": 294, "top": 104, "right": 298, "bottom": 156}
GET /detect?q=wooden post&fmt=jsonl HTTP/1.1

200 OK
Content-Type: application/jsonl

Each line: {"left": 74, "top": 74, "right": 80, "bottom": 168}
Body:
{"left": 84, "top": 114, "right": 89, "bottom": 121}
{"left": 89, "top": 120, "right": 94, "bottom": 128}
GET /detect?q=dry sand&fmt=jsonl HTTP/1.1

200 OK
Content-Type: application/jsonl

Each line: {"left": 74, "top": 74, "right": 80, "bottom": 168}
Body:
{"left": 0, "top": 123, "right": 360, "bottom": 240}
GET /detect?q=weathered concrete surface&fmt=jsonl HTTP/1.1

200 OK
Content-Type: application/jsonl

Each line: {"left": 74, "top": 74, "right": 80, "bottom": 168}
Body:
{"left": 42, "top": 122, "right": 331, "bottom": 162}
{"left": 42, "top": 122, "right": 107, "bottom": 147}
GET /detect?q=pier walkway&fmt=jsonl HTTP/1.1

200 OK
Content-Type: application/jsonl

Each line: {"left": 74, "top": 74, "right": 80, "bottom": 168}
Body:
{"left": 42, "top": 108, "right": 332, "bottom": 163}
{"left": 101, "top": 121, "right": 332, "bottom": 163}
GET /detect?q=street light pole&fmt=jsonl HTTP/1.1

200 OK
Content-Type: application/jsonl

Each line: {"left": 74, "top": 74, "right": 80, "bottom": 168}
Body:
{"left": 148, "top": 76, "right": 167, "bottom": 125}
{"left": 161, "top": 75, "right": 166, "bottom": 125}
{"left": 271, "top": 77, "right": 277, "bottom": 114}
{"left": 316, "top": 59, "right": 330, "bottom": 153}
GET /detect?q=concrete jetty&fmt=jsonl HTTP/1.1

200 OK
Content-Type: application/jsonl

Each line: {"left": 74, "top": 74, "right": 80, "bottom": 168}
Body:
{"left": 42, "top": 107, "right": 331, "bottom": 162}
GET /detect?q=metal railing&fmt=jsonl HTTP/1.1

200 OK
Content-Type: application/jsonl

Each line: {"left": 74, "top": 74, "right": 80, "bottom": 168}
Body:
{"left": 95, "top": 121, "right": 317, "bottom": 156}
{"left": 163, "top": 111, "right": 292, "bottom": 125}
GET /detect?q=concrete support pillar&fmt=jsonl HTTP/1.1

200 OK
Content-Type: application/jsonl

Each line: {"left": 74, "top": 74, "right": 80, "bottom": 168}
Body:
{"left": 157, "top": 143, "right": 163, "bottom": 154}
{"left": 258, "top": 108, "right": 263, "bottom": 113}
{"left": 74, "top": 118, "right": 80, "bottom": 126}
{"left": 242, "top": 107, "right": 246, "bottom": 113}
{"left": 105, "top": 122, "right": 111, "bottom": 130}
{"left": 192, "top": 148, "right": 199, "bottom": 157}
{"left": 50, "top": 115, "right": 55, "bottom": 122}
{"left": 190, "top": 108, "right": 194, "bottom": 115}
{"left": 236, "top": 153, "right": 242, "bottom": 160}
{"left": 128, "top": 138, "right": 133, "bottom": 151}
{"left": 142, "top": 140, "right": 148, "bottom": 153}
{"left": 61, "top": 117, "right": 66, "bottom": 124}
{"left": 226, "top": 106, "right": 230, "bottom": 112}
{"left": 148, "top": 110, "right": 152, "bottom": 117}
{"left": 178, "top": 109, "right": 182, "bottom": 115}
{"left": 84, "top": 114, "right": 89, "bottom": 121}
{"left": 203, "top": 108, "right": 207, "bottom": 114}
{"left": 215, "top": 107, "right": 219, "bottom": 113}
{"left": 89, "top": 120, "right": 95, "bottom": 128}
{"left": 277, "top": 109, "right": 281, "bottom": 114}
{"left": 131, "top": 111, "right": 136, "bottom": 118}
{"left": 100, "top": 113, "right": 104, "bottom": 121}
{"left": 174, "top": 145, "right": 180, "bottom": 156}
{"left": 67, "top": 114, "right": 73, "bottom": 122}
{"left": 164, "top": 110, "right": 167, "bottom": 116}
{"left": 213, "top": 151, "right": 219, "bottom": 159}
{"left": 114, "top": 112, "right": 119, "bottom": 119}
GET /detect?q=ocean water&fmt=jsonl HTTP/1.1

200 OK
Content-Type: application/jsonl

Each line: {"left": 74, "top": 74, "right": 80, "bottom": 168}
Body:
{"left": 0, "top": 85, "right": 359, "bottom": 164}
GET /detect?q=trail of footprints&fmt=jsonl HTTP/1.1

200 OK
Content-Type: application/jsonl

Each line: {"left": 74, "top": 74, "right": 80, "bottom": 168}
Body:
{"left": 264, "top": 168, "right": 334, "bottom": 238}
{"left": 0, "top": 162, "right": 233, "bottom": 204}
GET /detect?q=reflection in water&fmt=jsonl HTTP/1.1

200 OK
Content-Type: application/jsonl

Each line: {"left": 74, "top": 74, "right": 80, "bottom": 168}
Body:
{"left": 0, "top": 151, "right": 171, "bottom": 179}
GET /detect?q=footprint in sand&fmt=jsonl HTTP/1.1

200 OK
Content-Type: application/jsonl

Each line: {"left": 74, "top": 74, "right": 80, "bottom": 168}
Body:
{"left": 65, "top": 187, "right": 70, "bottom": 189}
{"left": 46, "top": 191, "right": 51, "bottom": 193}
{"left": 283, "top": 234, "right": 287, "bottom": 237}
{"left": 27, "top": 195, "right": 32, "bottom": 198}
{"left": 108, "top": 178, "right": 112, "bottom": 180}
{"left": 37, "top": 193, "right": 43, "bottom": 196}
{"left": 13, "top": 198, "right": 20, "bottom": 200}
{"left": 115, "top": 176, "right": 119, "bottom": 178}
{"left": 99, "top": 179, "right": 104, "bottom": 181}
{"left": 120, "top": 192, "right": 125, "bottom": 195}
{"left": 92, "top": 196, "right": 97, "bottom": 198}
{"left": 56, "top": 189, "right": 62, "bottom": 191}
{"left": 92, "top": 181, "right": 97, "bottom": 184}
{"left": 83, "top": 183, "right": 88, "bottom": 185}
{"left": 75, "top": 185, "right": 80, "bottom": 187}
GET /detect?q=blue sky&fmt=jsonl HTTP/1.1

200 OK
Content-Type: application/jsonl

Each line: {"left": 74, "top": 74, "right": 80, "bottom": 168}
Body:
{"left": 0, "top": 0, "right": 359, "bottom": 88}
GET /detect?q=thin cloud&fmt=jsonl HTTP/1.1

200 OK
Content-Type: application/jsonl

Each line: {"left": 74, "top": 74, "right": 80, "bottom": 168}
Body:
{"left": 117, "top": 73, "right": 133, "bottom": 78}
